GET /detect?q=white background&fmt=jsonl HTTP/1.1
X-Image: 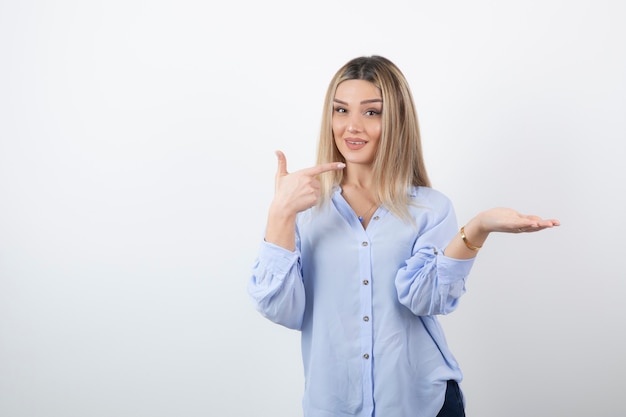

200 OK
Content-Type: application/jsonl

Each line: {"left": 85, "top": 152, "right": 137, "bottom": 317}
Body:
{"left": 1, "top": 1, "right": 625, "bottom": 416}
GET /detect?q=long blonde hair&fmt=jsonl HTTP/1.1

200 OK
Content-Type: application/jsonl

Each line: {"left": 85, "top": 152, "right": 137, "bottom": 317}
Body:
{"left": 316, "top": 55, "right": 431, "bottom": 221}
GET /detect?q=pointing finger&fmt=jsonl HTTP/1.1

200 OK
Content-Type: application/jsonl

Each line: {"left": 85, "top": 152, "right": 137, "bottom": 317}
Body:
{"left": 275, "top": 150, "right": 288, "bottom": 177}
{"left": 302, "top": 162, "right": 346, "bottom": 176}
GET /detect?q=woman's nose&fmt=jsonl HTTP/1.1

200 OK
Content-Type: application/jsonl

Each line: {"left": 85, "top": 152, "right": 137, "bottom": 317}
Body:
{"left": 347, "top": 116, "right": 361, "bottom": 133}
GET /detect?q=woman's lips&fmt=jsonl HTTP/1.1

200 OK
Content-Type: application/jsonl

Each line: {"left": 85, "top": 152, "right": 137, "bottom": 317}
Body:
{"left": 344, "top": 139, "right": 367, "bottom": 150}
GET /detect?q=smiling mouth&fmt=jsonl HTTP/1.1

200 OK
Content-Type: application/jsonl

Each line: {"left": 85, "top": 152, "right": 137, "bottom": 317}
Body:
{"left": 344, "top": 139, "right": 367, "bottom": 150}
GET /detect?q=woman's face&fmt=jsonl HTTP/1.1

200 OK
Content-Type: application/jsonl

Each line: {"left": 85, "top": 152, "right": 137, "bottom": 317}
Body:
{"left": 332, "top": 79, "right": 382, "bottom": 167}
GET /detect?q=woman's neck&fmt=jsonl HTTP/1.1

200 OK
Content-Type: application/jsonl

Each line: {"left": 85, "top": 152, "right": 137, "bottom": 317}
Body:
{"left": 341, "top": 164, "right": 373, "bottom": 189}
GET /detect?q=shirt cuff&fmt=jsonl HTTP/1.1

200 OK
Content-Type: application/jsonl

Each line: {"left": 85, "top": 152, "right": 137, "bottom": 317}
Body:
{"left": 259, "top": 240, "right": 301, "bottom": 274}
{"left": 437, "top": 251, "right": 475, "bottom": 284}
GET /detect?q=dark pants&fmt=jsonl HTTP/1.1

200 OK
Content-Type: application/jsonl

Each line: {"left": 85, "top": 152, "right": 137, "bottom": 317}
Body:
{"left": 436, "top": 380, "right": 465, "bottom": 417}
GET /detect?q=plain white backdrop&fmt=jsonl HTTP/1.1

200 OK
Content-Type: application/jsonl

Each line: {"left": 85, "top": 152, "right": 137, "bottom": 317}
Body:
{"left": 1, "top": 1, "right": 625, "bottom": 416}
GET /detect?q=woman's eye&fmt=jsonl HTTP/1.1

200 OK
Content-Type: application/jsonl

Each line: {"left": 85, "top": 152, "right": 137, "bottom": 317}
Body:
{"left": 334, "top": 107, "right": 346, "bottom": 113}
{"left": 365, "top": 110, "right": 381, "bottom": 116}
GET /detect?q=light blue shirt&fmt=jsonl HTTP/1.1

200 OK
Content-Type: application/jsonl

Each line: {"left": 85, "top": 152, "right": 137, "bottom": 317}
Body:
{"left": 248, "top": 186, "right": 475, "bottom": 417}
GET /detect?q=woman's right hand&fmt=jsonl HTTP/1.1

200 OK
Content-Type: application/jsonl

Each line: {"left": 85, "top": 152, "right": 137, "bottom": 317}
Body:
{"left": 271, "top": 150, "right": 345, "bottom": 217}
{"left": 264, "top": 151, "right": 345, "bottom": 250}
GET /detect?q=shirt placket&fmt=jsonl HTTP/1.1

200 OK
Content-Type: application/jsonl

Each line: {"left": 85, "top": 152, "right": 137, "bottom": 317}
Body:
{"left": 358, "top": 235, "right": 374, "bottom": 414}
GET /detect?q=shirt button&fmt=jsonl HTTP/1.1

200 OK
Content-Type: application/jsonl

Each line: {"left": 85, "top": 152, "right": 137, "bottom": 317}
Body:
{"left": 362, "top": 241, "right": 368, "bottom": 247}
{"left": 363, "top": 316, "right": 369, "bottom": 322}
{"left": 362, "top": 279, "right": 369, "bottom": 285}
{"left": 373, "top": 216, "right": 379, "bottom": 220}
{"left": 363, "top": 353, "right": 370, "bottom": 359}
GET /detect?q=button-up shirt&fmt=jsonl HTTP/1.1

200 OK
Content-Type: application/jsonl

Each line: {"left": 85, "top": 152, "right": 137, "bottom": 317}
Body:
{"left": 248, "top": 186, "right": 475, "bottom": 417}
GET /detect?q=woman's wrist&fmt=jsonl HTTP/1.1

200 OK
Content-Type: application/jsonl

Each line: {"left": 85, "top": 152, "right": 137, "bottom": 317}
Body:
{"left": 460, "top": 225, "right": 482, "bottom": 250}
{"left": 460, "top": 218, "right": 489, "bottom": 250}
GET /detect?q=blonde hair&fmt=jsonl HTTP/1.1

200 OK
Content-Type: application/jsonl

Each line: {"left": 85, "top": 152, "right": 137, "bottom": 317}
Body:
{"left": 316, "top": 55, "right": 431, "bottom": 221}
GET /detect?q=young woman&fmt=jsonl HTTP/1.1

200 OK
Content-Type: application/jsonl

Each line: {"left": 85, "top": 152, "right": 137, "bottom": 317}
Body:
{"left": 248, "top": 55, "right": 559, "bottom": 417}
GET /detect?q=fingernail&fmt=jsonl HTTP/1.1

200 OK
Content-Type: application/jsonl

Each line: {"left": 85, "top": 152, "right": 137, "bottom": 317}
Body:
{"left": 337, "top": 163, "right": 346, "bottom": 168}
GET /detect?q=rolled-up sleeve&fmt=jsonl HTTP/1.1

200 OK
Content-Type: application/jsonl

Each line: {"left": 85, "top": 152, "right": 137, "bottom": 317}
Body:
{"left": 395, "top": 193, "right": 475, "bottom": 316}
{"left": 248, "top": 241, "right": 306, "bottom": 330}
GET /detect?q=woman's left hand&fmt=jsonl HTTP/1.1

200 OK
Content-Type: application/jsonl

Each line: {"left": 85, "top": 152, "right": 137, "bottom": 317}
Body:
{"left": 474, "top": 207, "right": 560, "bottom": 234}
{"left": 445, "top": 208, "right": 559, "bottom": 259}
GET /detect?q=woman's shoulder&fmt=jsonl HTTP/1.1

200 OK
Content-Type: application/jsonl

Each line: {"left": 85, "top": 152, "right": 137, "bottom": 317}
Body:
{"left": 406, "top": 186, "right": 456, "bottom": 225}
{"left": 409, "top": 186, "right": 453, "bottom": 208}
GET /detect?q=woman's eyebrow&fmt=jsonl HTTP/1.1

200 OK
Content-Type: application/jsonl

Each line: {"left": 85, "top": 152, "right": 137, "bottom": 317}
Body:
{"left": 333, "top": 98, "right": 382, "bottom": 105}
